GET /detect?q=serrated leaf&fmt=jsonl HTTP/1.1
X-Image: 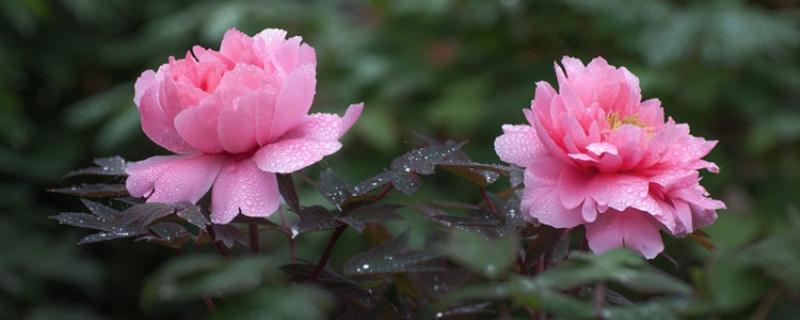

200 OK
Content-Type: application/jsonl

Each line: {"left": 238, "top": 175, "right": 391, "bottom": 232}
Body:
{"left": 317, "top": 168, "right": 354, "bottom": 207}
{"left": 277, "top": 173, "right": 301, "bottom": 213}
{"left": 386, "top": 170, "right": 424, "bottom": 195}
{"left": 176, "top": 205, "right": 209, "bottom": 229}
{"left": 63, "top": 156, "right": 128, "bottom": 177}
{"left": 50, "top": 212, "right": 110, "bottom": 231}
{"left": 336, "top": 204, "right": 404, "bottom": 233}
{"left": 390, "top": 142, "right": 464, "bottom": 175}
{"left": 343, "top": 230, "right": 442, "bottom": 276}
{"left": 79, "top": 198, "right": 122, "bottom": 220}
{"left": 50, "top": 183, "right": 129, "bottom": 197}
{"left": 280, "top": 263, "right": 375, "bottom": 306}
{"left": 78, "top": 230, "right": 140, "bottom": 244}
{"left": 137, "top": 222, "right": 191, "bottom": 248}
{"left": 290, "top": 205, "right": 340, "bottom": 237}
{"left": 208, "top": 224, "right": 248, "bottom": 248}
{"left": 113, "top": 202, "right": 175, "bottom": 231}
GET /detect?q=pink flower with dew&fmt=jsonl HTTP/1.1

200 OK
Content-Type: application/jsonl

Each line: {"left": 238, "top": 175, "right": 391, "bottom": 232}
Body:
{"left": 126, "top": 28, "right": 362, "bottom": 224}
{"left": 494, "top": 56, "right": 725, "bottom": 259}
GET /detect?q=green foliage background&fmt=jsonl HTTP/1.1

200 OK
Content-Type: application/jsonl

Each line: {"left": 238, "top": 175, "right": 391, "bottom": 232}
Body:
{"left": 1, "top": 0, "right": 797, "bottom": 318}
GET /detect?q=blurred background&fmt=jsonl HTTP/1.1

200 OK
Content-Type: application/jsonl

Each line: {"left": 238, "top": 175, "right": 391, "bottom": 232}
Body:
{"left": 1, "top": 0, "right": 798, "bottom": 319}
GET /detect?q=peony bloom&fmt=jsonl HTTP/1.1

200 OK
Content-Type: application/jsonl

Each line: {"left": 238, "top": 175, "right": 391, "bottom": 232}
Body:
{"left": 495, "top": 56, "right": 725, "bottom": 259}
{"left": 126, "top": 28, "right": 362, "bottom": 224}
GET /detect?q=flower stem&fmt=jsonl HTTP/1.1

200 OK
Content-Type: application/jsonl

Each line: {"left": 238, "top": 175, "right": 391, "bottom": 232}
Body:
{"left": 374, "top": 183, "right": 394, "bottom": 200}
{"left": 310, "top": 225, "right": 347, "bottom": 282}
{"left": 278, "top": 207, "right": 295, "bottom": 263}
{"left": 205, "top": 225, "right": 231, "bottom": 259}
{"left": 480, "top": 187, "right": 499, "bottom": 213}
{"left": 249, "top": 223, "right": 260, "bottom": 255}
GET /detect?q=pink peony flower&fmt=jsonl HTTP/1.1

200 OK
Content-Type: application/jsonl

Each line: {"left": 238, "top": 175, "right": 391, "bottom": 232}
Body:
{"left": 494, "top": 56, "right": 725, "bottom": 259}
{"left": 126, "top": 28, "right": 362, "bottom": 224}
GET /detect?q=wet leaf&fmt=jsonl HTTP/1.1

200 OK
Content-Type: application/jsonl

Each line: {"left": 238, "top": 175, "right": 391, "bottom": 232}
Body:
{"left": 277, "top": 173, "right": 301, "bottom": 213}
{"left": 231, "top": 215, "right": 288, "bottom": 235}
{"left": 50, "top": 212, "right": 110, "bottom": 231}
{"left": 343, "top": 230, "right": 443, "bottom": 276}
{"left": 438, "top": 229, "right": 518, "bottom": 279}
{"left": 176, "top": 205, "right": 209, "bottom": 229}
{"left": 280, "top": 263, "right": 375, "bottom": 306}
{"left": 208, "top": 224, "right": 248, "bottom": 248}
{"left": 386, "top": 170, "right": 424, "bottom": 195}
{"left": 290, "top": 205, "right": 340, "bottom": 237}
{"left": 317, "top": 168, "right": 354, "bottom": 207}
{"left": 50, "top": 183, "right": 129, "bottom": 197}
{"left": 434, "top": 302, "right": 495, "bottom": 319}
{"left": 336, "top": 204, "right": 404, "bottom": 233}
{"left": 390, "top": 141, "right": 464, "bottom": 175}
{"left": 78, "top": 229, "right": 140, "bottom": 245}
{"left": 79, "top": 198, "right": 123, "bottom": 220}
{"left": 113, "top": 202, "right": 176, "bottom": 231}
{"left": 63, "top": 156, "right": 128, "bottom": 177}
{"left": 137, "top": 222, "right": 191, "bottom": 248}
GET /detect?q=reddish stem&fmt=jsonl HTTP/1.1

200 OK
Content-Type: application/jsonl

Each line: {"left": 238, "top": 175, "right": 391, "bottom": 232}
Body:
{"left": 249, "top": 223, "right": 260, "bottom": 255}
{"left": 278, "top": 207, "right": 296, "bottom": 263}
{"left": 309, "top": 225, "right": 347, "bottom": 282}
{"left": 480, "top": 187, "right": 499, "bottom": 213}
{"left": 205, "top": 225, "right": 231, "bottom": 259}
{"left": 374, "top": 183, "right": 394, "bottom": 200}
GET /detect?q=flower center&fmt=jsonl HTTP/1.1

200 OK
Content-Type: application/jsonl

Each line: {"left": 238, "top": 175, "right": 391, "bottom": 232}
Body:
{"left": 606, "top": 112, "right": 646, "bottom": 130}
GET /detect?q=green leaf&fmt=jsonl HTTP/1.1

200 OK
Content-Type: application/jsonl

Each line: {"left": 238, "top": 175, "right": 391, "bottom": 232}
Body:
{"left": 438, "top": 229, "right": 518, "bottom": 278}
{"left": 143, "top": 255, "right": 278, "bottom": 304}
{"left": 212, "top": 285, "right": 334, "bottom": 320}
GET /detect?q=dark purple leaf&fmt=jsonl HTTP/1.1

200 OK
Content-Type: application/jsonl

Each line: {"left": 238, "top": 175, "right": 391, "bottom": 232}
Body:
{"left": 231, "top": 215, "right": 287, "bottom": 234}
{"left": 336, "top": 204, "right": 404, "bottom": 233}
{"left": 78, "top": 230, "right": 140, "bottom": 244}
{"left": 63, "top": 156, "right": 128, "bottom": 177}
{"left": 523, "top": 225, "right": 565, "bottom": 269}
{"left": 137, "top": 222, "right": 192, "bottom": 248}
{"left": 79, "top": 198, "right": 123, "bottom": 220}
{"left": 390, "top": 142, "right": 464, "bottom": 175}
{"left": 113, "top": 202, "right": 176, "bottom": 230}
{"left": 343, "top": 230, "right": 443, "bottom": 276}
{"left": 280, "top": 263, "right": 375, "bottom": 306}
{"left": 408, "top": 268, "right": 473, "bottom": 299}
{"left": 176, "top": 205, "right": 209, "bottom": 229}
{"left": 353, "top": 172, "right": 392, "bottom": 195}
{"left": 50, "top": 212, "right": 111, "bottom": 231}
{"left": 438, "top": 164, "right": 499, "bottom": 187}
{"left": 387, "top": 170, "right": 424, "bottom": 195}
{"left": 50, "top": 183, "right": 129, "bottom": 197}
{"left": 208, "top": 224, "right": 248, "bottom": 248}
{"left": 434, "top": 302, "right": 495, "bottom": 318}
{"left": 276, "top": 173, "right": 301, "bottom": 213}
{"left": 317, "top": 168, "right": 354, "bottom": 207}
{"left": 290, "top": 205, "right": 340, "bottom": 237}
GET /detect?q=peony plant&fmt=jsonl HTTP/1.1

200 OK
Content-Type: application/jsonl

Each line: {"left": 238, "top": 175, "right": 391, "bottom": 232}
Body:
{"left": 53, "top": 30, "right": 725, "bottom": 319}
{"left": 495, "top": 56, "right": 725, "bottom": 258}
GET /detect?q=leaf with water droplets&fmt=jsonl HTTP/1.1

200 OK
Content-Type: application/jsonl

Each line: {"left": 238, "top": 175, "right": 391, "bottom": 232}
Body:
{"left": 387, "top": 170, "right": 424, "bottom": 195}
{"left": 138, "top": 222, "right": 191, "bottom": 248}
{"left": 176, "top": 205, "right": 209, "bottom": 229}
{"left": 63, "top": 156, "right": 128, "bottom": 177}
{"left": 50, "top": 212, "right": 111, "bottom": 230}
{"left": 79, "top": 198, "right": 122, "bottom": 220}
{"left": 276, "top": 173, "right": 301, "bottom": 214}
{"left": 343, "top": 230, "right": 443, "bottom": 276}
{"left": 316, "top": 168, "right": 354, "bottom": 207}
{"left": 208, "top": 223, "right": 248, "bottom": 248}
{"left": 336, "top": 204, "right": 404, "bottom": 233}
{"left": 113, "top": 202, "right": 176, "bottom": 231}
{"left": 78, "top": 230, "right": 139, "bottom": 244}
{"left": 280, "top": 263, "right": 375, "bottom": 305}
{"left": 290, "top": 205, "right": 340, "bottom": 237}
{"left": 434, "top": 302, "right": 495, "bottom": 319}
{"left": 50, "top": 183, "right": 129, "bottom": 197}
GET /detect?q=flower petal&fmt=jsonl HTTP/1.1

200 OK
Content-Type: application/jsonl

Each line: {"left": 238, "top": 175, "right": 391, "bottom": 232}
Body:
{"left": 137, "top": 84, "right": 196, "bottom": 154}
{"left": 210, "top": 159, "right": 280, "bottom": 224}
{"left": 218, "top": 91, "right": 260, "bottom": 154}
{"left": 585, "top": 209, "right": 664, "bottom": 259}
{"left": 252, "top": 138, "right": 341, "bottom": 174}
{"left": 494, "top": 124, "right": 546, "bottom": 167}
{"left": 270, "top": 64, "right": 316, "bottom": 139}
{"left": 127, "top": 154, "right": 225, "bottom": 204}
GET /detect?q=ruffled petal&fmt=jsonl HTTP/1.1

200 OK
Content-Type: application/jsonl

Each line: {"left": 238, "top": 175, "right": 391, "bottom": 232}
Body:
{"left": 494, "top": 124, "right": 546, "bottom": 167}
{"left": 585, "top": 209, "right": 664, "bottom": 259}
{"left": 252, "top": 138, "right": 342, "bottom": 174}
{"left": 137, "top": 84, "right": 196, "bottom": 154}
{"left": 270, "top": 64, "right": 316, "bottom": 139}
{"left": 210, "top": 159, "right": 280, "bottom": 224}
{"left": 126, "top": 154, "right": 225, "bottom": 204}
{"left": 218, "top": 91, "right": 260, "bottom": 154}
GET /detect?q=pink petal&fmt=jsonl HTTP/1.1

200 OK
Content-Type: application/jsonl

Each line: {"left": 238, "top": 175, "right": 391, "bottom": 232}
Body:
{"left": 215, "top": 64, "right": 265, "bottom": 92}
{"left": 522, "top": 185, "right": 584, "bottom": 228}
{"left": 585, "top": 209, "right": 664, "bottom": 259}
{"left": 557, "top": 167, "right": 590, "bottom": 210}
{"left": 210, "top": 159, "right": 280, "bottom": 224}
{"left": 494, "top": 124, "right": 546, "bottom": 167}
{"left": 252, "top": 138, "right": 342, "bottom": 174}
{"left": 134, "top": 70, "right": 157, "bottom": 105}
{"left": 219, "top": 28, "right": 254, "bottom": 62}
{"left": 218, "top": 92, "right": 260, "bottom": 154}
{"left": 270, "top": 65, "right": 316, "bottom": 139}
{"left": 585, "top": 173, "right": 650, "bottom": 212}
{"left": 126, "top": 155, "right": 190, "bottom": 197}
{"left": 254, "top": 74, "right": 283, "bottom": 145}
{"left": 338, "top": 103, "right": 363, "bottom": 138}
{"left": 128, "top": 154, "right": 225, "bottom": 204}
{"left": 298, "top": 43, "right": 316, "bottom": 68}
{"left": 137, "top": 84, "right": 196, "bottom": 154}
